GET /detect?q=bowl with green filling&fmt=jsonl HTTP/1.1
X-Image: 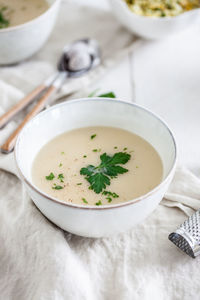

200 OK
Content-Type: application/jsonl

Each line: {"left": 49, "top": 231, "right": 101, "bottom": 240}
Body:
{"left": 0, "top": 0, "right": 60, "bottom": 65}
{"left": 108, "top": 0, "right": 200, "bottom": 39}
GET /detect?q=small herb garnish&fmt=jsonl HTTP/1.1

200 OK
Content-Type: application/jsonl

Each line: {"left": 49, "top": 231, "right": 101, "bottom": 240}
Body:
{"left": 136, "top": 166, "right": 139, "bottom": 168}
{"left": 83, "top": 155, "right": 87, "bottom": 158}
{"left": 0, "top": 8, "right": 9, "bottom": 29}
{"left": 98, "top": 92, "right": 116, "bottom": 98}
{"left": 102, "top": 191, "right": 119, "bottom": 198}
{"left": 114, "top": 146, "right": 118, "bottom": 149}
{"left": 95, "top": 200, "right": 102, "bottom": 206}
{"left": 77, "top": 183, "right": 82, "bottom": 185}
{"left": 80, "top": 152, "right": 131, "bottom": 194}
{"left": 59, "top": 163, "right": 63, "bottom": 167}
{"left": 82, "top": 197, "right": 88, "bottom": 204}
{"left": 58, "top": 173, "right": 64, "bottom": 182}
{"left": 52, "top": 185, "right": 63, "bottom": 190}
{"left": 91, "top": 134, "right": 97, "bottom": 140}
{"left": 46, "top": 172, "right": 55, "bottom": 180}
{"left": 106, "top": 197, "right": 112, "bottom": 203}
{"left": 88, "top": 90, "right": 116, "bottom": 98}
{"left": 61, "top": 151, "right": 65, "bottom": 155}
{"left": 92, "top": 149, "right": 101, "bottom": 152}
{"left": 123, "top": 147, "right": 128, "bottom": 151}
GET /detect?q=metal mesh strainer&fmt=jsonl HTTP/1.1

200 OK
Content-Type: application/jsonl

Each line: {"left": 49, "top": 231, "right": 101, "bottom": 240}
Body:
{"left": 168, "top": 210, "right": 200, "bottom": 258}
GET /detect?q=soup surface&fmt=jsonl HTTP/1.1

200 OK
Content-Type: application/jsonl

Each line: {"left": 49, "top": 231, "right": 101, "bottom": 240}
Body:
{"left": 0, "top": 0, "right": 49, "bottom": 29}
{"left": 32, "top": 127, "right": 163, "bottom": 206}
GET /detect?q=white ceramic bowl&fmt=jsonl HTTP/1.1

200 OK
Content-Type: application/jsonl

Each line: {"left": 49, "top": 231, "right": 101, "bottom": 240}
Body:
{"left": 108, "top": 0, "right": 200, "bottom": 39}
{"left": 0, "top": 0, "right": 60, "bottom": 65}
{"left": 15, "top": 98, "right": 177, "bottom": 238}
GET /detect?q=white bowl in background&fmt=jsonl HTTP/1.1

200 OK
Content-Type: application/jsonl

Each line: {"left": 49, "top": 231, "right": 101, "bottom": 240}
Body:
{"left": 0, "top": 0, "right": 60, "bottom": 65}
{"left": 15, "top": 98, "right": 177, "bottom": 238}
{"left": 108, "top": 0, "right": 200, "bottom": 39}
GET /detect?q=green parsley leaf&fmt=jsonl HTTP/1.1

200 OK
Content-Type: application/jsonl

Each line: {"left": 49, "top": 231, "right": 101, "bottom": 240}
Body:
{"left": 88, "top": 173, "right": 110, "bottom": 193}
{"left": 91, "top": 134, "right": 97, "bottom": 140}
{"left": 77, "top": 183, "right": 82, "bottom": 185}
{"left": 52, "top": 185, "right": 63, "bottom": 190}
{"left": 95, "top": 200, "right": 102, "bottom": 206}
{"left": 45, "top": 172, "right": 55, "bottom": 180}
{"left": 83, "top": 155, "right": 87, "bottom": 158}
{"left": 59, "top": 163, "right": 63, "bottom": 167}
{"left": 61, "top": 151, "right": 65, "bottom": 155}
{"left": 82, "top": 197, "right": 88, "bottom": 204}
{"left": 106, "top": 197, "right": 112, "bottom": 203}
{"left": 88, "top": 90, "right": 116, "bottom": 98}
{"left": 98, "top": 92, "right": 116, "bottom": 98}
{"left": 80, "top": 152, "right": 131, "bottom": 194}
{"left": 58, "top": 173, "right": 64, "bottom": 182}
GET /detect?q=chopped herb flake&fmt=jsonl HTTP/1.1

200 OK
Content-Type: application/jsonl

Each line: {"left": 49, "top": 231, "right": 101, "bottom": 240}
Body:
{"left": 95, "top": 200, "right": 102, "bottom": 206}
{"left": 77, "top": 183, "right": 82, "bottom": 185}
{"left": 58, "top": 173, "right": 64, "bottom": 182}
{"left": 83, "top": 155, "right": 87, "bottom": 158}
{"left": 59, "top": 163, "right": 63, "bottom": 167}
{"left": 46, "top": 172, "right": 55, "bottom": 180}
{"left": 106, "top": 197, "right": 112, "bottom": 203}
{"left": 52, "top": 185, "right": 63, "bottom": 190}
{"left": 91, "top": 134, "right": 97, "bottom": 140}
{"left": 61, "top": 151, "right": 65, "bottom": 155}
{"left": 114, "top": 146, "right": 118, "bottom": 149}
{"left": 82, "top": 197, "right": 88, "bottom": 204}
{"left": 92, "top": 149, "right": 101, "bottom": 152}
{"left": 102, "top": 191, "right": 119, "bottom": 198}
{"left": 0, "top": 9, "right": 9, "bottom": 29}
{"left": 123, "top": 147, "right": 128, "bottom": 151}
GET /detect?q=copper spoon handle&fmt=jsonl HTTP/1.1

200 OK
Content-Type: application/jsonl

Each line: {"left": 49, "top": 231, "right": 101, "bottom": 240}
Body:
{"left": 1, "top": 85, "right": 56, "bottom": 154}
{"left": 0, "top": 84, "right": 46, "bottom": 129}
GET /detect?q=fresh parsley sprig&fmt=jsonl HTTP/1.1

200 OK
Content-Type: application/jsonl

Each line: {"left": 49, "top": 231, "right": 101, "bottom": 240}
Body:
{"left": 80, "top": 152, "right": 131, "bottom": 194}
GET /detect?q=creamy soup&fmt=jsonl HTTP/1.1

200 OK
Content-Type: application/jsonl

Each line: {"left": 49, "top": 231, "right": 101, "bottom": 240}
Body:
{"left": 32, "top": 127, "right": 163, "bottom": 206}
{"left": 0, "top": 0, "right": 49, "bottom": 29}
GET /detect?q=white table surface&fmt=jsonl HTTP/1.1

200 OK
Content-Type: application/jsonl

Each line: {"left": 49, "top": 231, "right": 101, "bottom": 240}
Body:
{"left": 1, "top": 1, "right": 200, "bottom": 299}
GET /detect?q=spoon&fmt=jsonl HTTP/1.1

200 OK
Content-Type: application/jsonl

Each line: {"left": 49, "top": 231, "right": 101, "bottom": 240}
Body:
{"left": 1, "top": 38, "right": 101, "bottom": 154}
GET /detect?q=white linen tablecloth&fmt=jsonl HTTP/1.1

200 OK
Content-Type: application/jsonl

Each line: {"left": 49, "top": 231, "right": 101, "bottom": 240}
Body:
{"left": 1, "top": 1, "right": 200, "bottom": 299}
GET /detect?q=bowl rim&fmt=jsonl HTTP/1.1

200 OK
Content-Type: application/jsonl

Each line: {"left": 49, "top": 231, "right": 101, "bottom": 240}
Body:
{"left": 15, "top": 98, "right": 177, "bottom": 210}
{"left": 111, "top": 0, "right": 200, "bottom": 21}
{"left": 0, "top": 0, "right": 60, "bottom": 33}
